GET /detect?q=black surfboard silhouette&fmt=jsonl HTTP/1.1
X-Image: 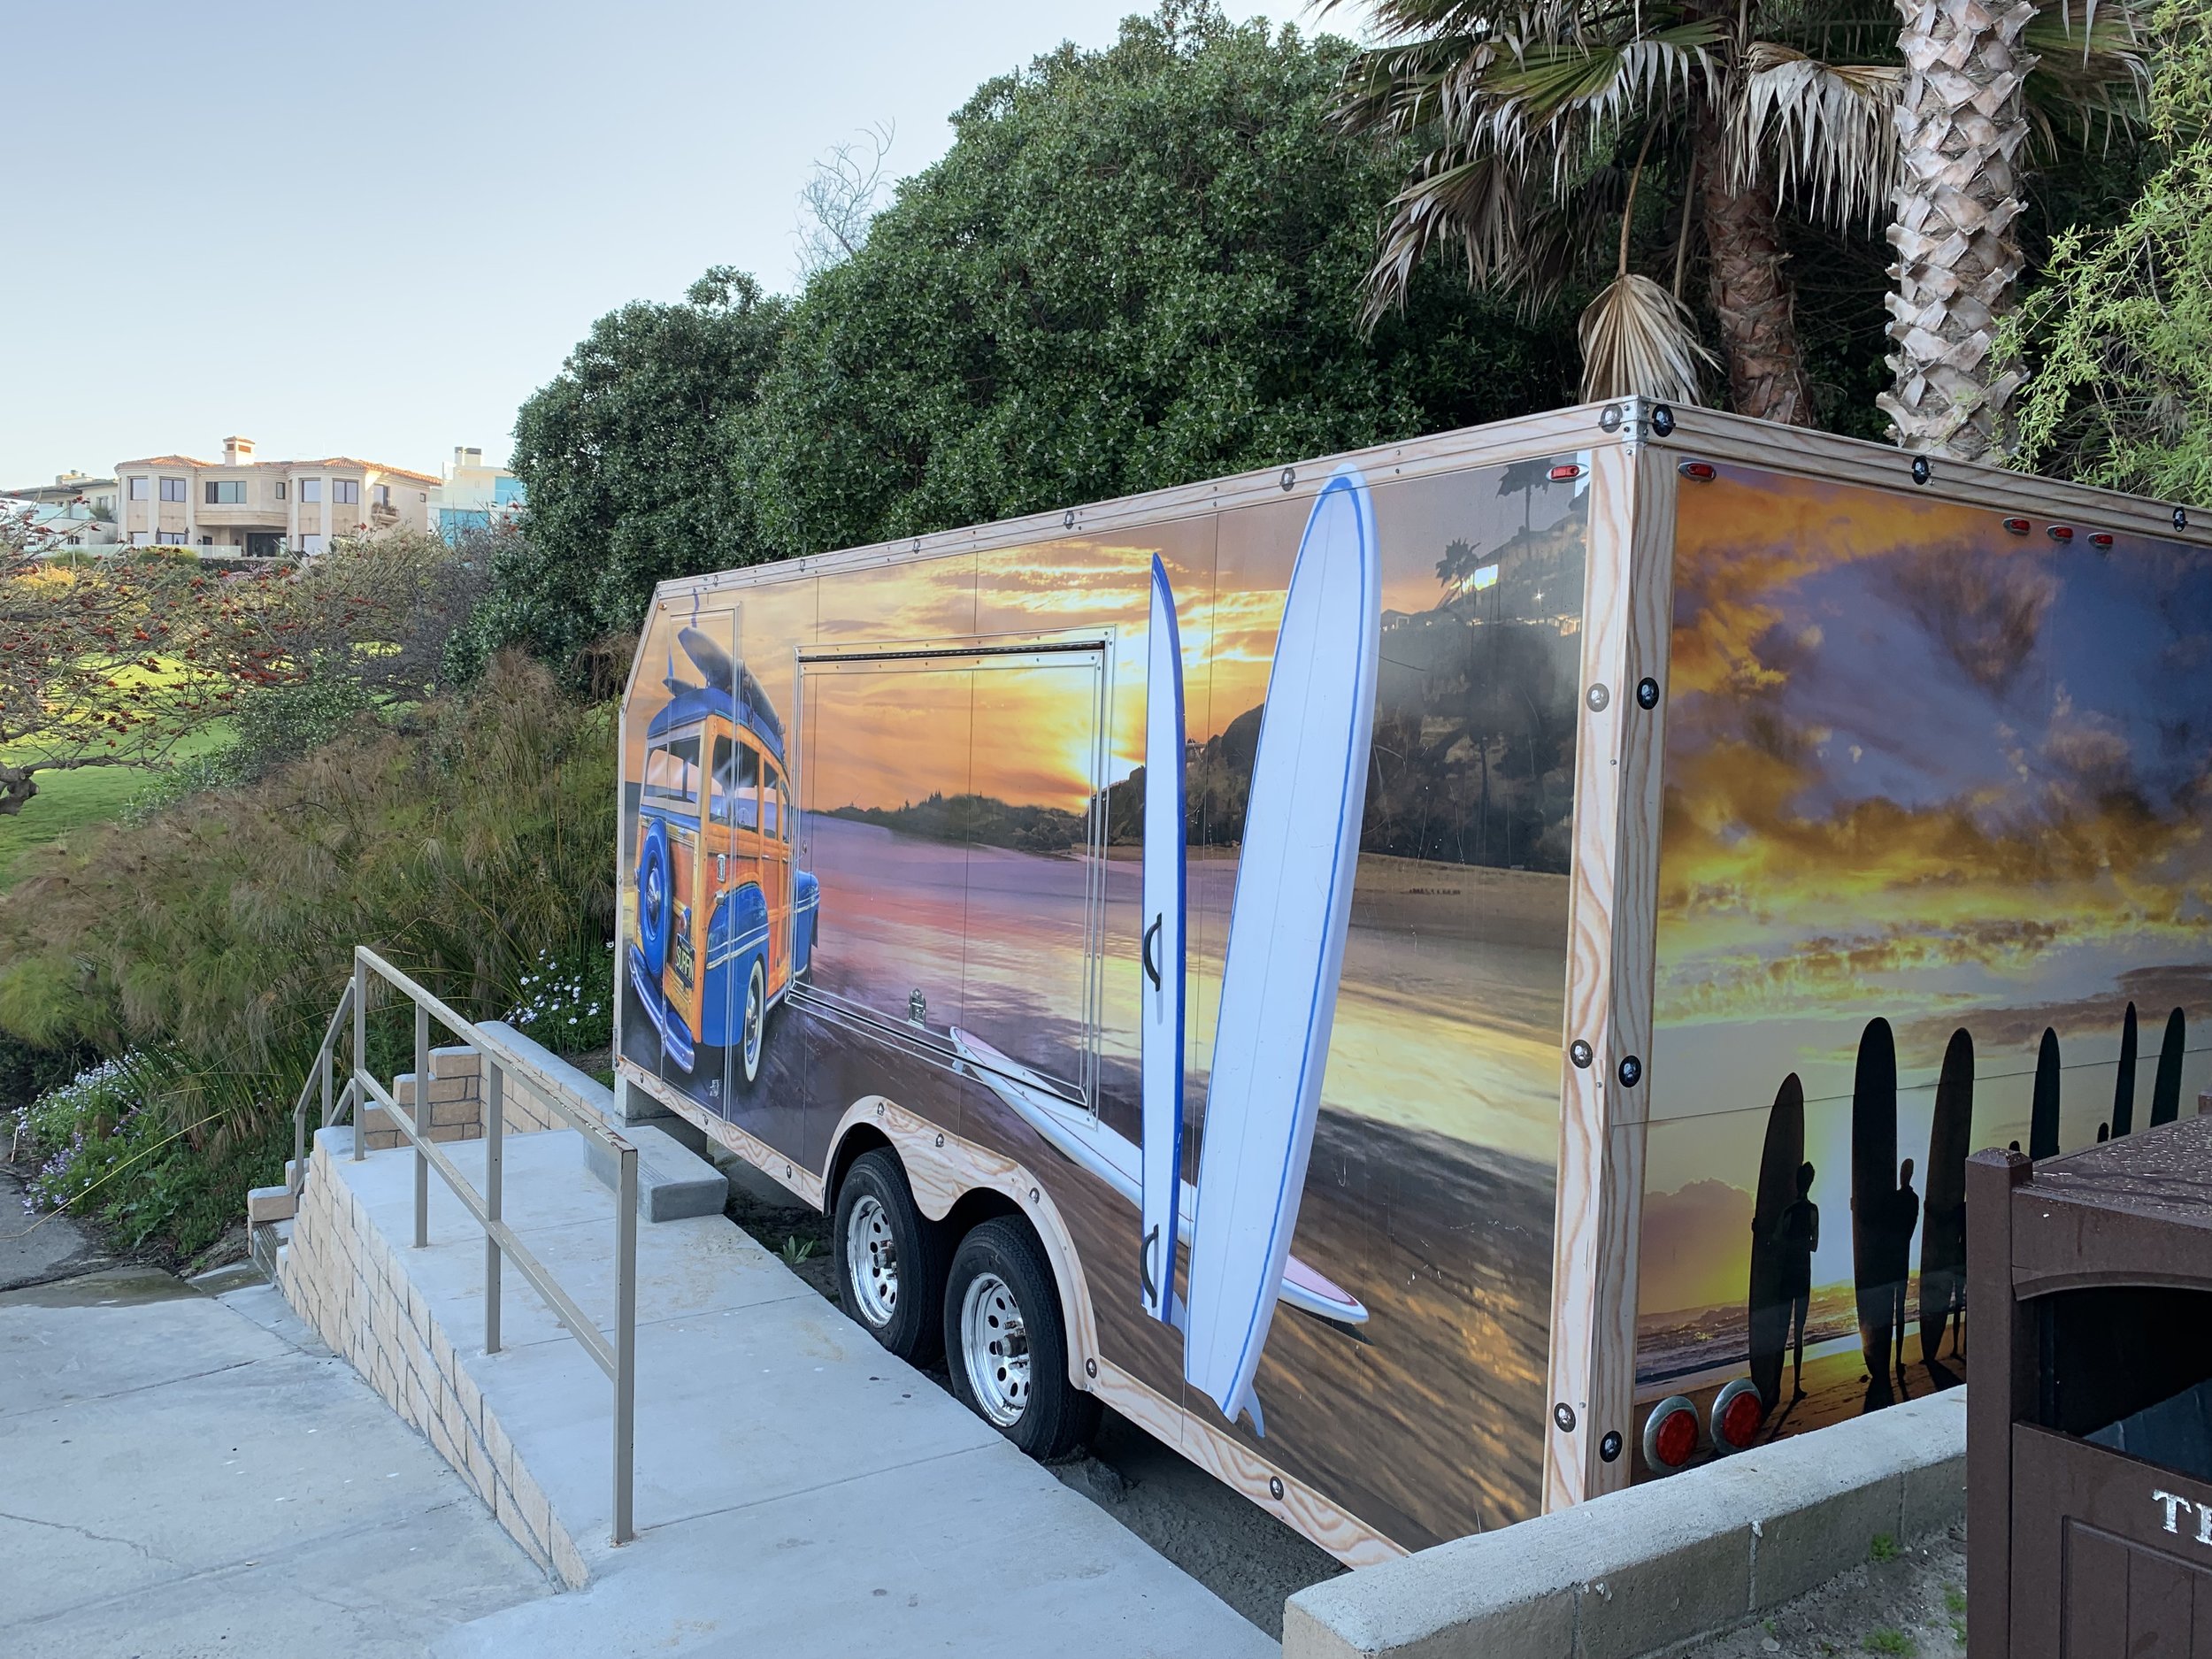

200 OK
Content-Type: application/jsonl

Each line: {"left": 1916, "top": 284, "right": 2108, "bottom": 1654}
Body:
{"left": 2151, "top": 1008, "right": 2188, "bottom": 1126}
{"left": 1852, "top": 1018, "right": 1899, "bottom": 1403}
{"left": 2028, "top": 1028, "right": 2062, "bottom": 1160}
{"left": 1919, "top": 1029, "right": 1973, "bottom": 1367}
{"left": 1748, "top": 1074, "right": 1806, "bottom": 1409}
{"left": 2111, "top": 1002, "right": 2139, "bottom": 1138}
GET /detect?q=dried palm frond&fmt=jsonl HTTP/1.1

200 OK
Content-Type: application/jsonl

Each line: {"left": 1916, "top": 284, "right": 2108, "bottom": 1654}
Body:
{"left": 1577, "top": 272, "right": 1717, "bottom": 401}
{"left": 1731, "top": 43, "right": 1904, "bottom": 225}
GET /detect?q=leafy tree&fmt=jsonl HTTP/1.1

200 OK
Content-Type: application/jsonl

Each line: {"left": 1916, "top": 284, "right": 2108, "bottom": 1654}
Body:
{"left": 1332, "top": 0, "right": 2141, "bottom": 430}
{"left": 0, "top": 514, "right": 304, "bottom": 816}
{"left": 739, "top": 2, "right": 1577, "bottom": 557}
{"left": 2007, "top": 0, "right": 2212, "bottom": 497}
{"left": 464, "top": 267, "right": 788, "bottom": 671}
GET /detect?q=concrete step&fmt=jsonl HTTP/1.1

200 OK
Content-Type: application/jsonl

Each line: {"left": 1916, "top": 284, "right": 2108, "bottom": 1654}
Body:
{"left": 581, "top": 1122, "right": 726, "bottom": 1223}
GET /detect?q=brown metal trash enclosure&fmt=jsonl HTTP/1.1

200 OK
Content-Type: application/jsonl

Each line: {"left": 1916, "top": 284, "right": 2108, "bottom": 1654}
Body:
{"left": 1969, "top": 1113, "right": 2212, "bottom": 1659}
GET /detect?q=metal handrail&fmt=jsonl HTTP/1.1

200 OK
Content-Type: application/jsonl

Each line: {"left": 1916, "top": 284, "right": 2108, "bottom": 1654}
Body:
{"left": 288, "top": 979, "right": 357, "bottom": 1199}
{"left": 294, "top": 946, "right": 638, "bottom": 1546}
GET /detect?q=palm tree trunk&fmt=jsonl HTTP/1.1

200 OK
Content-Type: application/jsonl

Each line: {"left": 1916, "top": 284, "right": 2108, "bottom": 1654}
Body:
{"left": 1696, "top": 112, "right": 1817, "bottom": 426}
{"left": 1878, "top": 0, "right": 2036, "bottom": 458}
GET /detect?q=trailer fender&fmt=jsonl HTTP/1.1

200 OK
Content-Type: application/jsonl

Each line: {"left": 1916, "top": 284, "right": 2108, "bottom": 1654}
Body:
{"left": 825, "top": 1095, "right": 1101, "bottom": 1394}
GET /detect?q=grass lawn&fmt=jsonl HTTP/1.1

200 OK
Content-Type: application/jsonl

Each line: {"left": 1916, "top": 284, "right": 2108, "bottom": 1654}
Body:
{"left": 0, "top": 725, "right": 233, "bottom": 892}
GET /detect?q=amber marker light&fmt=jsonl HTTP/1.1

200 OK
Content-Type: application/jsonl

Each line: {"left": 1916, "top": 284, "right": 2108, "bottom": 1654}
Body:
{"left": 1678, "top": 461, "right": 1717, "bottom": 482}
{"left": 1643, "top": 1394, "right": 1701, "bottom": 1471}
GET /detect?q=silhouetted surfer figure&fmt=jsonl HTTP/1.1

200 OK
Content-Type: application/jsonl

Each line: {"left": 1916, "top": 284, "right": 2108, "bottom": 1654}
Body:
{"left": 1778, "top": 1161, "right": 1819, "bottom": 1402}
{"left": 1880, "top": 1159, "right": 1919, "bottom": 1398}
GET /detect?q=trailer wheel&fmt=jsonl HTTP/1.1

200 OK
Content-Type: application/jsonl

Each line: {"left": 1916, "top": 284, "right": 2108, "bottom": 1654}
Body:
{"left": 943, "top": 1217, "right": 1098, "bottom": 1460}
{"left": 833, "top": 1150, "right": 947, "bottom": 1367}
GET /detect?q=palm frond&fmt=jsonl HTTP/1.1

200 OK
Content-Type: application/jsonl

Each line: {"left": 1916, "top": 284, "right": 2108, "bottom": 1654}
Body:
{"left": 2020, "top": 11, "right": 2149, "bottom": 150}
{"left": 1730, "top": 42, "right": 1902, "bottom": 227}
{"left": 1577, "top": 273, "right": 1717, "bottom": 401}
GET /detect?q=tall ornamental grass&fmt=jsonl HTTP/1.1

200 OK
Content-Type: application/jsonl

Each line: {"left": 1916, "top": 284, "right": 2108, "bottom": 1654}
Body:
{"left": 0, "top": 655, "right": 616, "bottom": 1253}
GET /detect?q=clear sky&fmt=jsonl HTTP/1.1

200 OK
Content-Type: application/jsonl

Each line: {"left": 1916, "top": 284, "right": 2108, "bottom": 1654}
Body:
{"left": 1, "top": 0, "right": 1297, "bottom": 489}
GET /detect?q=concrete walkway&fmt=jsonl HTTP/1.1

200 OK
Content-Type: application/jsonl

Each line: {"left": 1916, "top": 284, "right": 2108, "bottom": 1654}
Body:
{"left": 301, "top": 1128, "right": 1277, "bottom": 1657}
{"left": 0, "top": 1247, "right": 551, "bottom": 1656}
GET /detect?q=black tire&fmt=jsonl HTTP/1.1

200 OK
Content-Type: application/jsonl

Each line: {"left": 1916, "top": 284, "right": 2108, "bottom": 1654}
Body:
{"left": 943, "top": 1217, "right": 1099, "bottom": 1460}
{"left": 831, "top": 1149, "right": 948, "bottom": 1367}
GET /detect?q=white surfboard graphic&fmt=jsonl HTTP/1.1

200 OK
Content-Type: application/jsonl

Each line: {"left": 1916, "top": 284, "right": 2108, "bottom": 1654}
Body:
{"left": 1184, "top": 465, "right": 1380, "bottom": 1435}
{"left": 949, "top": 1026, "right": 1365, "bottom": 1326}
{"left": 1141, "top": 554, "right": 1187, "bottom": 1326}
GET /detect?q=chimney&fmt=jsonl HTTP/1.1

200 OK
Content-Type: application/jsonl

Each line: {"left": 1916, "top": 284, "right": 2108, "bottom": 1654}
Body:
{"left": 224, "top": 435, "right": 255, "bottom": 465}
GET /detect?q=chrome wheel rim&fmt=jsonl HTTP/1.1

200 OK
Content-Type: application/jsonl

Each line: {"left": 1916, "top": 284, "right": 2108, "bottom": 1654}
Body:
{"left": 845, "top": 1195, "right": 897, "bottom": 1326}
{"left": 959, "top": 1271, "right": 1031, "bottom": 1427}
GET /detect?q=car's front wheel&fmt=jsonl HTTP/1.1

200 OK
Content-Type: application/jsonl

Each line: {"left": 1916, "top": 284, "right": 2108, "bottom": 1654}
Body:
{"left": 943, "top": 1217, "right": 1098, "bottom": 1460}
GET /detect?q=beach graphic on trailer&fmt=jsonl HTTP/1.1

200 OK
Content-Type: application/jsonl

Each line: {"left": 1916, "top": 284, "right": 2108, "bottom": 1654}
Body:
{"left": 1636, "top": 464, "right": 2212, "bottom": 1457}
{"left": 618, "top": 449, "right": 1593, "bottom": 1548}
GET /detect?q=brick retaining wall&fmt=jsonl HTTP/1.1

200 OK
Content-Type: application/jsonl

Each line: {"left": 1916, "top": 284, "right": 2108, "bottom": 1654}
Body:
{"left": 276, "top": 1128, "right": 586, "bottom": 1587}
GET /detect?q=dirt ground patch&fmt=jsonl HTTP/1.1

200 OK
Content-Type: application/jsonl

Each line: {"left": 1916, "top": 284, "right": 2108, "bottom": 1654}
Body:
{"left": 1683, "top": 1525, "right": 1968, "bottom": 1659}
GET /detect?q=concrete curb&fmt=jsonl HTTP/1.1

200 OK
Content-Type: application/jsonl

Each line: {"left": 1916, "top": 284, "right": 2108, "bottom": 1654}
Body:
{"left": 1284, "top": 1388, "right": 1965, "bottom": 1659}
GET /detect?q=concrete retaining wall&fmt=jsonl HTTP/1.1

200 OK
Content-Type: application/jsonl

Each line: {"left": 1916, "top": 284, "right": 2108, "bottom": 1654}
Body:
{"left": 1285, "top": 1388, "right": 1966, "bottom": 1659}
{"left": 276, "top": 1127, "right": 585, "bottom": 1588}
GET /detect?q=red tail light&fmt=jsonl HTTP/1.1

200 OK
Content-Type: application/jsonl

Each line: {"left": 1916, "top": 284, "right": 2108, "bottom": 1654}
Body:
{"left": 1549, "top": 464, "right": 1584, "bottom": 481}
{"left": 2002, "top": 518, "right": 2032, "bottom": 536}
{"left": 1711, "top": 1377, "right": 1765, "bottom": 1452}
{"left": 2048, "top": 525, "right": 2076, "bottom": 542}
{"left": 2089, "top": 532, "right": 2115, "bottom": 549}
{"left": 1678, "top": 461, "right": 1717, "bottom": 482}
{"left": 1644, "top": 1394, "right": 1701, "bottom": 1471}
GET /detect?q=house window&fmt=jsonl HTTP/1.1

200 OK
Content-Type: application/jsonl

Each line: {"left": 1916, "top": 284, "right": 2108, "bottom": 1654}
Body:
{"left": 275, "top": 481, "right": 288, "bottom": 501}
{"left": 128, "top": 476, "right": 150, "bottom": 501}
{"left": 373, "top": 483, "right": 390, "bottom": 507}
{"left": 200, "top": 535, "right": 213, "bottom": 547}
{"left": 156, "top": 530, "right": 188, "bottom": 545}
{"left": 205, "top": 480, "right": 246, "bottom": 504}
{"left": 333, "top": 480, "right": 359, "bottom": 505}
{"left": 300, "top": 479, "right": 321, "bottom": 503}
{"left": 301, "top": 534, "right": 326, "bottom": 556}
{"left": 159, "top": 477, "right": 187, "bottom": 502}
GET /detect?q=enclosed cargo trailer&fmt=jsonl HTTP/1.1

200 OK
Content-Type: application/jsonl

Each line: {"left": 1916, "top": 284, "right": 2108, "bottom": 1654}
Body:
{"left": 615, "top": 400, "right": 2212, "bottom": 1563}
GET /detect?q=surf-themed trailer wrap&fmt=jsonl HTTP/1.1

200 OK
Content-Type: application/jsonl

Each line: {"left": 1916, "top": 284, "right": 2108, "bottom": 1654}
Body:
{"left": 616, "top": 402, "right": 2212, "bottom": 1563}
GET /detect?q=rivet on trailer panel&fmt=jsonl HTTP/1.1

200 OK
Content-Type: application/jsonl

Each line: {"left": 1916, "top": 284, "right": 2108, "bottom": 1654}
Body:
{"left": 1279, "top": 466, "right": 1296, "bottom": 492}
{"left": 1269, "top": 1477, "right": 1285, "bottom": 1500}
{"left": 1586, "top": 684, "right": 1610, "bottom": 712}
{"left": 1554, "top": 1401, "right": 1577, "bottom": 1432}
{"left": 1600, "top": 1430, "right": 1624, "bottom": 1463}
{"left": 1598, "top": 403, "right": 1624, "bottom": 432}
{"left": 1636, "top": 677, "right": 1661, "bottom": 710}
{"left": 2176, "top": 506, "right": 2190, "bottom": 530}
{"left": 1911, "top": 455, "right": 1932, "bottom": 485}
{"left": 1650, "top": 403, "right": 1675, "bottom": 436}
{"left": 1570, "top": 1040, "right": 1594, "bottom": 1069}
